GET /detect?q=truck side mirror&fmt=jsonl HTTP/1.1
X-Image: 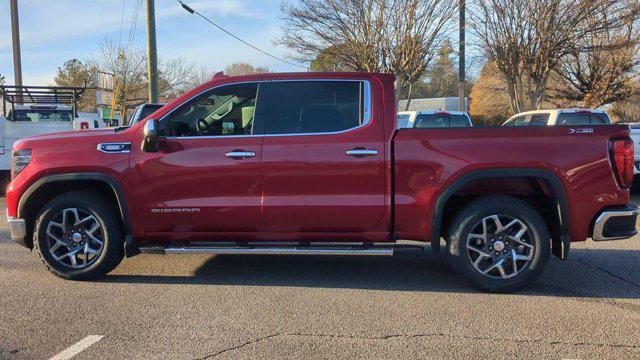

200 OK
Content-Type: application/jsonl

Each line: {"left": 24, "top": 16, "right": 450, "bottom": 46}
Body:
{"left": 142, "top": 119, "right": 159, "bottom": 152}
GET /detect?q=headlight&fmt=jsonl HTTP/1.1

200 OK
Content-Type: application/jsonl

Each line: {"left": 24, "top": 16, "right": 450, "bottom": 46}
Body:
{"left": 12, "top": 149, "right": 32, "bottom": 179}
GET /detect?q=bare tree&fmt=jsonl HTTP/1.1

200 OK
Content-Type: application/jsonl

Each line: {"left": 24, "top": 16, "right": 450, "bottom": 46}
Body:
{"left": 187, "top": 66, "right": 217, "bottom": 88}
{"left": 469, "top": 0, "right": 638, "bottom": 113}
{"left": 90, "top": 38, "right": 198, "bottom": 112}
{"left": 224, "top": 63, "right": 270, "bottom": 77}
{"left": 610, "top": 95, "right": 640, "bottom": 123}
{"left": 469, "top": 62, "right": 514, "bottom": 125}
{"left": 552, "top": 12, "right": 640, "bottom": 108}
{"left": 279, "top": 0, "right": 457, "bottom": 107}
{"left": 89, "top": 38, "right": 148, "bottom": 113}
{"left": 158, "top": 57, "right": 199, "bottom": 101}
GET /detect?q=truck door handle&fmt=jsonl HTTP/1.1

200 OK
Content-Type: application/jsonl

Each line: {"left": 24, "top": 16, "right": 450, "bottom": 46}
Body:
{"left": 225, "top": 151, "right": 256, "bottom": 159}
{"left": 345, "top": 148, "right": 378, "bottom": 157}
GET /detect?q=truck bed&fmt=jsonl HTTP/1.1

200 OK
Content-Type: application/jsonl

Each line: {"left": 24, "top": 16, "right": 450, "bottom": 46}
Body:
{"left": 393, "top": 125, "right": 631, "bottom": 243}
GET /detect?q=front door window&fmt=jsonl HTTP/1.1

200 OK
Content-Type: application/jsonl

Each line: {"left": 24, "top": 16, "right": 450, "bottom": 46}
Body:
{"left": 162, "top": 83, "right": 260, "bottom": 137}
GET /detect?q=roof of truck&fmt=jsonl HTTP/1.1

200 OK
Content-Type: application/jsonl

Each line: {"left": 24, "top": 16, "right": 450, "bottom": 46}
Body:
{"left": 398, "top": 110, "right": 470, "bottom": 116}
{"left": 510, "top": 108, "right": 607, "bottom": 116}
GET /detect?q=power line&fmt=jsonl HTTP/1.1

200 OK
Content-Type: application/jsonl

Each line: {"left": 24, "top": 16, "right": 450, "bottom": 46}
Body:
{"left": 118, "top": 0, "right": 127, "bottom": 47}
{"left": 176, "top": 0, "right": 306, "bottom": 70}
{"left": 127, "top": 0, "right": 144, "bottom": 49}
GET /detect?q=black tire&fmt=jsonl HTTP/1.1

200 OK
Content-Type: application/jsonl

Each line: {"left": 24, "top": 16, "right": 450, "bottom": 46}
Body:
{"left": 446, "top": 195, "right": 550, "bottom": 293}
{"left": 33, "top": 191, "right": 124, "bottom": 280}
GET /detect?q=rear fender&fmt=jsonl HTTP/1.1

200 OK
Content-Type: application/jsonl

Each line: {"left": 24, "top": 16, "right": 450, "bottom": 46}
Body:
{"left": 432, "top": 168, "right": 570, "bottom": 260}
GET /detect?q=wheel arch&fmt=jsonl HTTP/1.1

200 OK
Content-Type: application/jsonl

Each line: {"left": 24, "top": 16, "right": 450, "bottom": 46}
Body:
{"left": 431, "top": 168, "right": 570, "bottom": 259}
{"left": 17, "top": 173, "right": 132, "bottom": 250}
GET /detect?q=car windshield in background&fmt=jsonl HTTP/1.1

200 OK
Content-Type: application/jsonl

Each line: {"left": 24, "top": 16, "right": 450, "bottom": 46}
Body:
{"left": 413, "top": 114, "right": 470, "bottom": 128}
{"left": 138, "top": 105, "right": 163, "bottom": 120}
{"left": 11, "top": 110, "right": 72, "bottom": 122}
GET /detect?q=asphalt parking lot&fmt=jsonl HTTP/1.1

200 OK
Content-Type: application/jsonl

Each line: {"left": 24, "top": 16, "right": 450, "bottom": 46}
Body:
{"left": 1, "top": 197, "right": 639, "bottom": 360}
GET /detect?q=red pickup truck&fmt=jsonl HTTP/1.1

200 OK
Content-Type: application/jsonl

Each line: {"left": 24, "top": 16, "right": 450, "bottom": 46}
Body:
{"left": 6, "top": 72, "right": 638, "bottom": 292}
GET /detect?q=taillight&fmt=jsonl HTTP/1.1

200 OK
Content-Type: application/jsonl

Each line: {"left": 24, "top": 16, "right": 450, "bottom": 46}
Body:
{"left": 610, "top": 138, "right": 634, "bottom": 188}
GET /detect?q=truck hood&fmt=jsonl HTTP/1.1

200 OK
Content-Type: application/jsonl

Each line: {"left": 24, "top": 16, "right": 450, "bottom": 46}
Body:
{"left": 18, "top": 128, "right": 117, "bottom": 141}
{"left": 13, "top": 128, "right": 132, "bottom": 151}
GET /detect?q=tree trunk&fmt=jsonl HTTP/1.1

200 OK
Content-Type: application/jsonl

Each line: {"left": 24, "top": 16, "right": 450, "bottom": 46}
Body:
{"left": 506, "top": 81, "right": 520, "bottom": 114}
{"left": 404, "top": 82, "right": 414, "bottom": 111}
{"left": 394, "top": 77, "right": 404, "bottom": 113}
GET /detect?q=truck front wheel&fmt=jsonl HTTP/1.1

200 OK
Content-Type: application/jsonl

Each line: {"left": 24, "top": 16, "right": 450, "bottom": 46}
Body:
{"left": 446, "top": 195, "right": 550, "bottom": 293}
{"left": 33, "top": 191, "right": 124, "bottom": 280}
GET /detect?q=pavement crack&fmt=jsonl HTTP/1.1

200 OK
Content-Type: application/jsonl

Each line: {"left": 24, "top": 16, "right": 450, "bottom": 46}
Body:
{"left": 195, "top": 333, "right": 280, "bottom": 359}
{"left": 195, "top": 330, "right": 640, "bottom": 358}
{"left": 288, "top": 332, "right": 640, "bottom": 349}
{"left": 572, "top": 257, "right": 640, "bottom": 289}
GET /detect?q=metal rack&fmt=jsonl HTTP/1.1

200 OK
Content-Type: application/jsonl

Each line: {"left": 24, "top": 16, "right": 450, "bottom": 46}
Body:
{"left": 0, "top": 85, "right": 86, "bottom": 120}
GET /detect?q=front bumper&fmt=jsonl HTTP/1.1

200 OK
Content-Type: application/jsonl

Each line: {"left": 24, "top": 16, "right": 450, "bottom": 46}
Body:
{"left": 7, "top": 216, "right": 29, "bottom": 248}
{"left": 592, "top": 205, "right": 639, "bottom": 241}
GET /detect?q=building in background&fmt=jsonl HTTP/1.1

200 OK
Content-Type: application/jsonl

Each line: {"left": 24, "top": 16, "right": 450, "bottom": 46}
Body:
{"left": 399, "top": 97, "right": 468, "bottom": 112}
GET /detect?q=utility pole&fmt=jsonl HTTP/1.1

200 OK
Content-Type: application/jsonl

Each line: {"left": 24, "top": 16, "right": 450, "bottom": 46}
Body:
{"left": 458, "top": 0, "right": 466, "bottom": 112}
{"left": 145, "top": 0, "right": 158, "bottom": 103}
{"left": 10, "top": 0, "right": 23, "bottom": 103}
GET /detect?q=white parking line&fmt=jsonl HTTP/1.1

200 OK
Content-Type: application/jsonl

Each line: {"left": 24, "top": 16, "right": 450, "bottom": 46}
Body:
{"left": 49, "top": 335, "right": 104, "bottom": 360}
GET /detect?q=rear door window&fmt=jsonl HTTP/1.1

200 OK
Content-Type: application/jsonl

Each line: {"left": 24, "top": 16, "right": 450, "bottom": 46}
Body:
{"left": 529, "top": 114, "right": 549, "bottom": 126}
{"left": 265, "top": 81, "right": 365, "bottom": 134}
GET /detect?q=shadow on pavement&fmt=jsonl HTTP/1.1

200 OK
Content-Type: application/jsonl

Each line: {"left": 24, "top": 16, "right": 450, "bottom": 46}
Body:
{"left": 105, "top": 248, "right": 640, "bottom": 299}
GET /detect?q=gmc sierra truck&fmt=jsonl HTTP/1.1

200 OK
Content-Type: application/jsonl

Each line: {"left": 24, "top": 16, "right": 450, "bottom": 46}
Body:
{"left": 6, "top": 72, "right": 638, "bottom": 292}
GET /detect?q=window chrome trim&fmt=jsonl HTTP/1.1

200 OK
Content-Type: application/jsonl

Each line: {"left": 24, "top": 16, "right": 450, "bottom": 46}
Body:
{"left": 158, "top": 79, "right": 372, "bottom": 139}
{"left": 97, "top": 142, "right": 132, "bottom": 153}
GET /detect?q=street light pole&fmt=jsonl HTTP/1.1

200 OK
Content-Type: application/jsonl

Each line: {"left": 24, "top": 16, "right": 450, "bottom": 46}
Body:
{"left": 146, "top": 0, "right": 159, "bottom": 103}
{"left": 458, "top": 0, "right": 466, "bottom": 112}
{"left": 10, "top": 0, "right": 23, "bottom": 98}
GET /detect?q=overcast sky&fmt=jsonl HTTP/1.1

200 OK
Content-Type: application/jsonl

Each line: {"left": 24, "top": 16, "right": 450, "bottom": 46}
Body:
{"left": 0, "top": 0, "right": 300, "bottom": 85}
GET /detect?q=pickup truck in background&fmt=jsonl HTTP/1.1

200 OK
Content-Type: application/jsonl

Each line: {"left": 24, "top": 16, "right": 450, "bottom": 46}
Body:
{"left": 502, "top": 109, "right": 612, "bottom": 126}
{"left": 5, "top": 72, "right": 638, "bottom": 293}
{"left": 0, "top": 104, "right": 100, "bottom": 185}
{"left": 627, "top": 124, "right": 640, "bottom": 176}
{"left": 397, "top": 110, "right": 473, "bottom": 128}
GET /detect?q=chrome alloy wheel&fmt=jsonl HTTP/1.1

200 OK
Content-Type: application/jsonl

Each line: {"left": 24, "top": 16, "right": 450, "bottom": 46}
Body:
{"left": 465, "top": 214, "right": 535, "bottom": 279}
{"left": 46, "top": 208, "right": 104, "bottom": 269}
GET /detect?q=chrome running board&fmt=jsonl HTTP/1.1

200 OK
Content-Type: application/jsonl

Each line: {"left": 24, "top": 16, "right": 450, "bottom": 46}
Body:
{"left": 138, "top": 243, "right": 425, "bottom": 257}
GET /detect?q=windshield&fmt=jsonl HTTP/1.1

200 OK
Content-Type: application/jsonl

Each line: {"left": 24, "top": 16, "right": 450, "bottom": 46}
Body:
{"left": 11, "top": 109, "right": 72, "bottom": 122}
{"left": 129, "top": 105, "right": 164, "bottom": 125}
{"left": 138, "top": 105, "right": 163, "bottom": 122}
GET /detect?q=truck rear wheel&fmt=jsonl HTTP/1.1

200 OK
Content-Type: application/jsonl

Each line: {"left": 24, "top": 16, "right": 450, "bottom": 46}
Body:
{"left": 33, "top": 191, "right": 124, "bottom": 280}
{"left": 446, "top": 195, "right": 550, "bottom": 293}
